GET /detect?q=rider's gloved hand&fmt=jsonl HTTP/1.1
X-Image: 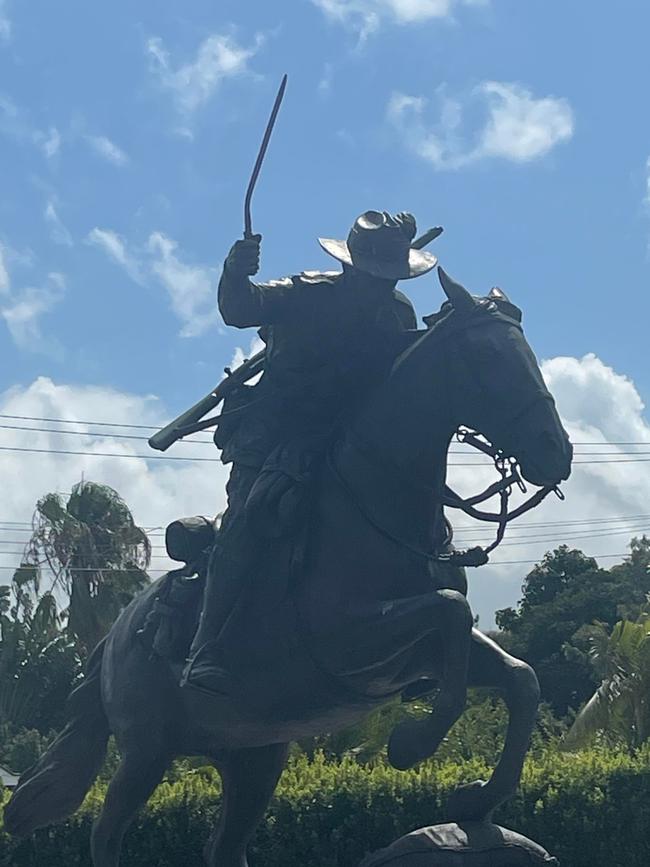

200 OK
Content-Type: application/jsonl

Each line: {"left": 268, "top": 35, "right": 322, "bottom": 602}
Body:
{"left": 225, "top": 235, "right": 262, "bottom": 277}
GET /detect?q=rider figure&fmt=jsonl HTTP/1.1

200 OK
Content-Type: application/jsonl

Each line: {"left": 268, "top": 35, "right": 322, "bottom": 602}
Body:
{"left": 183, "top": 210, "right": 439, "bottom": 695}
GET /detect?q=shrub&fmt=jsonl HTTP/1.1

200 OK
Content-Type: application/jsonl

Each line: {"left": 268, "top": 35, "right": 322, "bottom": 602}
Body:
{"left": 1, "top": 748, "right": 649, "bottom": 866}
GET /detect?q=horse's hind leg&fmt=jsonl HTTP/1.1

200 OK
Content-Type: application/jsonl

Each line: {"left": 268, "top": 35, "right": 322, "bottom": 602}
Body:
{"left": 90, "top": 747, "right": 171, "bottom": 867}
{"left": 446, "top": 627, "right": 540, "bottom": 821}
{"left": 205, "top": 743, "right": 289, "bottom": 867}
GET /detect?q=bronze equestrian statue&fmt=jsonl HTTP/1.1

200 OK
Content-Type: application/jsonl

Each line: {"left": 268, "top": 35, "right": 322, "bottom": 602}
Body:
{"left": 184, "top": 209, "right": 442, "bottom": 696}
{"left": 4, "top": 212, "right": 572, "bottom": 867}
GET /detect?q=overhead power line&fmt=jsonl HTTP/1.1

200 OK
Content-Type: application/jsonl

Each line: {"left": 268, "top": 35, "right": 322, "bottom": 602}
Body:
{"left": 1, "top": 413, "right": 650, "bottom": 449}
{"left": 0, "top": 423, "right": 215, "bottom": 444}
{"left": 0, "top": 552, "right": 634, "bottom": 571}
{"left": 0, "top": 446, "right": 221, "bottom": 462}
{"left": 4, "top": 422, "right": 650, "bottom": 457}
{"left": 4, "top": 443, "right": 650, "bottom": 466}
{"left": 0, "top": 413, "right": 161, "bottom": 431}
{"left": 488, "top": 552, "right": 629, "bottom": 565}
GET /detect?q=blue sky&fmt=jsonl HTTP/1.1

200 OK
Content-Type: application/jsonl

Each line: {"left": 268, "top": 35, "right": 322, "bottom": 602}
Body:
{"left": 2, "top": 0, "right": 650, "bottom": 624}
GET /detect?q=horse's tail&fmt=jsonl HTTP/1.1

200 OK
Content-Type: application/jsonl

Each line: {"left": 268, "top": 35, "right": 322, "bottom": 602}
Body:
{"left": 3, "top": 638, "right": 110, "bottom": 837}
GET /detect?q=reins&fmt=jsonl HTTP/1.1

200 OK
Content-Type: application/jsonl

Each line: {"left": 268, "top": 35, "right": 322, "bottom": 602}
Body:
{"left": 330, "top": 427, "right": 563, "bottom": 568}
{"left": 440, "top": 427, "right": 563, "bottom": 565}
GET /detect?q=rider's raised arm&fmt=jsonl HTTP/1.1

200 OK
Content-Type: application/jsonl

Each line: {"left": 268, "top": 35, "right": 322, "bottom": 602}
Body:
{"left": 217, "top": 235, "right": 294, "bottom": 327}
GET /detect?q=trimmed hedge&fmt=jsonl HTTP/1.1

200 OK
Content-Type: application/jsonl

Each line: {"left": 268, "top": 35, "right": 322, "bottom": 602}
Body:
{"left": 2, "top": 748, "right": 650, "bottom": 866}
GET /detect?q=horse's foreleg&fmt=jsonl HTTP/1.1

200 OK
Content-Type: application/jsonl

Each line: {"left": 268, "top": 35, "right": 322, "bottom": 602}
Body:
{"left": 387, "top": 589, "right": 473, "bottom": 770}
{"left": 90, "top": 748, "right": 171, "bottom": 867}
{"left": 205, "top": 742, "right": 289, "bottom": 867}
{"left": 446, "top": 628, "right": 540, "bottom": 822}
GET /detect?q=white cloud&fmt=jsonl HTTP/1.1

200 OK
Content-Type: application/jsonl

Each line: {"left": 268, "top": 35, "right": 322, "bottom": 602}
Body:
{"left": 86, "top": 227, "right": 218, "bottom": 337}
{"left": 41, "top": 126, "right": 61, "bottom": 159}
{"left": 86, "top": 227, "right": 144, "bottom": 284}
{"left": 44, "top": 200, "right": 73, "bottom": 247}
{"left": 0, "top": 243, "right": 9, "bottom": 295}
{"left": 387, "top": 81, "right": 574, "bottom": 169}
{"left": 0, "top": 241, "right": 64, "bottom": 353}
{"left": 312, "top": 0, "right": 486, "bottom": 40}
{"left": 0, "top": 377, "right": 231, "bottom": 584}
{"left": 0, "top": 0, "right": 10, "bottom": 41}
{"left": 1, "top": 355, "right": 648, "bottom": 629}
{"left": 0, "top": 97, "right": 63, "bottom": 160}
{"left": 446, "top": 353, "right": 650, "bottom": 626}
{"left": 147, "top": 231, "right": 218, "bottom": 337}
{"left": 147, "top": 32, "right": 262, "bottom": 115}
{"left": 85, "top": 134, "right": 129, "bottom": 166}
{"left": 0, "top": 273, "right": 65, "bottom": 354}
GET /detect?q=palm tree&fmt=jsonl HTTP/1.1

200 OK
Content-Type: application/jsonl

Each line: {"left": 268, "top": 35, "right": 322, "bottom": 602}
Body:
{"left": 0, "top": 578, "right": 78, "bottom": 733}
{"left": 19, "top": 480, "right": 151, "bottom": 656}
{"left": 563, "top": 613, "right": 650, "bottom": 750}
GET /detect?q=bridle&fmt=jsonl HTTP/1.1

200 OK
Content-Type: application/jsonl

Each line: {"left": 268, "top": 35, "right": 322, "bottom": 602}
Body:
{"left": 439, "top": 427, "right": 564, "bottom": 567}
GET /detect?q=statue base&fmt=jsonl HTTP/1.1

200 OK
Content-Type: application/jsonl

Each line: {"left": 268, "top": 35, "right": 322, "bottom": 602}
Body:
{"left": 360, "top": 821, "right": 559, "bottom": 866}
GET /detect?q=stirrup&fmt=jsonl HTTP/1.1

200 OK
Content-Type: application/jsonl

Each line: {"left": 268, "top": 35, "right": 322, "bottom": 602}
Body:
{"left": 180, "top": 642, "right": 232, "bottom": 698}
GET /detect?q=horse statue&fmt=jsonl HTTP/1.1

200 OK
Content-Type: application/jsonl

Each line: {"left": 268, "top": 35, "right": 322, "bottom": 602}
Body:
{"left": 4, "top": 271, "right": 572, "bottom": 867}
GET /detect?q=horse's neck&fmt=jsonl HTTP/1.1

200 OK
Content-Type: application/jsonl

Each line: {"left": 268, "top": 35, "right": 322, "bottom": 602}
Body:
{"left": 335, "top": 332, "right": 455, "bottom": 553}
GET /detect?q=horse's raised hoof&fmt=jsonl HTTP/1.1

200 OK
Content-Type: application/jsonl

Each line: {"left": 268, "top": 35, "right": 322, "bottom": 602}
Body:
{"left": 445, "top": 780, "right": 495, "bottom": 823}
{"left": 388, "top": 692, "right": 464, "bottom": 770}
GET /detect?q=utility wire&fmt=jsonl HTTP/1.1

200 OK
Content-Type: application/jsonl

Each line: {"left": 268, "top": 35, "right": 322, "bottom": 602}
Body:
{"left": 3, "top": 422, "right": 650, "bottom": 456}
{"left": 2, "top": 414, "right": 650, "bottom": 448}
{"left": 489, "top": 552, "right": 629, "bottom": 565}
{"left": 0, "top": 414, "right": 161, "bottom": 431}
{"left": 456, "top": 526, "right": 650, "bottom": 548}
{"left": 4, "top": 443, "right": 650, "bottom": 466}
{"left": 0, "top": 446, "right": 221, "bottom": 462}
{"left": 0, "top": 552, "right": 634, "bottom": 570}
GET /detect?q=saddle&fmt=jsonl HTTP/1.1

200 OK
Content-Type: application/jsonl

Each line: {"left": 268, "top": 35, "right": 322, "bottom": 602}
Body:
{"left": 137, "top": 516, "right": 215, "bottom": 662}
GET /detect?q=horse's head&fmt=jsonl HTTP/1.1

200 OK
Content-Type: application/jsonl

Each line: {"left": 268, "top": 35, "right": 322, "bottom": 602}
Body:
{"left": 429, "top": 268, "right": 572, "bottom": 488}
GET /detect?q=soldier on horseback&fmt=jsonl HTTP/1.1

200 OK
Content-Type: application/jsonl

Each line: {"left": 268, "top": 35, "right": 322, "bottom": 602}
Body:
{"left": 182, "top": 209, "right": 441, "bottom": 695}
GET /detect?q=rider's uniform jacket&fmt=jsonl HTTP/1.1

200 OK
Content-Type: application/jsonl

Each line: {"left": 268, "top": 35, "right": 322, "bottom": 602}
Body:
{"left": 216, "top": 266, "right": 417, "bottom": 468}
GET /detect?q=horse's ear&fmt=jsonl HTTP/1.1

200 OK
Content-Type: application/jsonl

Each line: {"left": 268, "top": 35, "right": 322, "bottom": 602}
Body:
{"left": 489, "top": 286, "right": 511, "bottom": 302}
{"left": 438, "top": 268, "right": 476, "bottom": 313}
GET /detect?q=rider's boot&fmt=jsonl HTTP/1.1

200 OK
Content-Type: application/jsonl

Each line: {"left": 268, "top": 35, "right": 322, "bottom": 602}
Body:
{"left": 181, "top": 465, "right": 258, "bottom": 696}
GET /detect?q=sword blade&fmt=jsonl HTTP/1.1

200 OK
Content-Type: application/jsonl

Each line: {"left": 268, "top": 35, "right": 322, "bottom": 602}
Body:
{"left": 244, "top": 73, "right": 288, "bottom": 239}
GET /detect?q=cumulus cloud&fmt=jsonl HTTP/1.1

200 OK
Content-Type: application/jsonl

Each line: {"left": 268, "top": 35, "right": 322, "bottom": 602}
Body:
{"left": 0, "top": 377, "right": 231, "bottom": 583}
{"left": 147, "top": 32, "right": 262, "bottom": 117}
{"left": 387, "top": 81, "right": 574, "bottom": 169}
{"left": 85, "top": 134, "right": 129, "bottom": 166}
{"left": 312, "top": 0, "right": 486, "bottom": 40}
{"left": 44, "top": 199, "right": 73, "bottom": 247}
{"left": 86, "top": 227, "right": 217, "bottom": 336}
{"left": 1, "top": 353, "right": 648, "bottom": 628}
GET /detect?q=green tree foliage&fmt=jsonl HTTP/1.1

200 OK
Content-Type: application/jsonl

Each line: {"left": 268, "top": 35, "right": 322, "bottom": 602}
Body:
{"left": 0, "top": 480, "right": 151, "bottom": 747}
{"left": 495, "top": 539, "right": 650, "bottom": 715}
{"left": 563, "top": 613, "right": 650, "bottom": 750}
{"left": 2, "top": 748, "right": 650, "bottom": 867}
{"left": 0, "top": 579, "right": 78, "bottom": 736}
{"left": 19, "top": 481, "right": 151, "bottom": 656}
